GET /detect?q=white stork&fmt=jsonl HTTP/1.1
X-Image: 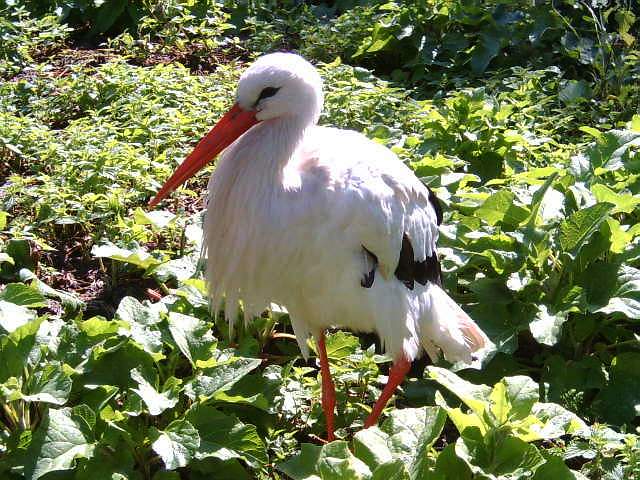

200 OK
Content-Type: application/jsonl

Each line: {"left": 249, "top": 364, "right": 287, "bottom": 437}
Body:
{"left": 149, "top": 52, "right": 488, "bottom": 441}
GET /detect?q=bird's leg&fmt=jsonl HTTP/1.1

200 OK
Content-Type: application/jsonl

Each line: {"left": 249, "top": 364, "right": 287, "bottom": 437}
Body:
{"left": 317, "top": 331, "right": 336, "bottom": 442}
{"left": 364, "top": 356, "right": 412, "bottom": 428}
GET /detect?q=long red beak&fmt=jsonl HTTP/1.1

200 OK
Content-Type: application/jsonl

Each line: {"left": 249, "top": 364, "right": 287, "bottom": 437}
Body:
{"left": 148, "top": 103, "right": 258, "bottom": 207}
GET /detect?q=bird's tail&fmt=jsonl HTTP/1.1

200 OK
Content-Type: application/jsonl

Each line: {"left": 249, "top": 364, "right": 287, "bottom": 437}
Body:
{"left": 419, "top": 284, "right": 489, "bottom": 364}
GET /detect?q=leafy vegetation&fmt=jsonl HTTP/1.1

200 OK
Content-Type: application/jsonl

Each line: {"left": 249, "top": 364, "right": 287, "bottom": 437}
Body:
{"left": 1, "top": 0, "right": 640, "bottom": 478}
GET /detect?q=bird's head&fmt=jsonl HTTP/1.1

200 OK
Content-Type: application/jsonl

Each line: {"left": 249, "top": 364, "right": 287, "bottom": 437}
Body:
{"left": 148, "top": 52, "right": 323, "bottom": 207}
{"left": 237, "top": 52, "right": 323, "bottom": 124}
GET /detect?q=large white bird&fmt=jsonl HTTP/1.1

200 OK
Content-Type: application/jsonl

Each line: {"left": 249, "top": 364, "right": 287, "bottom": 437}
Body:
{"left": 149, "top": 52, "right": 488, "bottom": 441}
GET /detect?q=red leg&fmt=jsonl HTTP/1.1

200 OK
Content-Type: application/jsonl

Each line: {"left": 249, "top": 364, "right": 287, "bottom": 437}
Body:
{"left": 364, "top": 356, "right": 412, "bottom": 428}
{"left": 317, "top": 331, "right": 336, "bottom": 441}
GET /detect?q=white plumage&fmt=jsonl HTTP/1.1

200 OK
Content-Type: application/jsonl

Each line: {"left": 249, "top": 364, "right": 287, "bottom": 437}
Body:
{"left": 150, "top": 52, "right": 488, "bottom": 438}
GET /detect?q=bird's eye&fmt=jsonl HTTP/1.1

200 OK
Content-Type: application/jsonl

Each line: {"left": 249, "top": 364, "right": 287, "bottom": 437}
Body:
{"left": 257, "top": 86, "right": 280, "bottom": 102}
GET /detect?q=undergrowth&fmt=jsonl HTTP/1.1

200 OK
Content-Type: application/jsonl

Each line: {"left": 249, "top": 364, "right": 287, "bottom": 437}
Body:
{"left": 1, "top": 1, "right": 639, "bottom": 479}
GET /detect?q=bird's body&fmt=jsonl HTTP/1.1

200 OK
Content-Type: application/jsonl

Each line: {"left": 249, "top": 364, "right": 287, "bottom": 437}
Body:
{"left": 150, "top": 53, "right": 488, "bottom": 440}
{"left": 205, "top": 123, "right": 479, "bottom": 363}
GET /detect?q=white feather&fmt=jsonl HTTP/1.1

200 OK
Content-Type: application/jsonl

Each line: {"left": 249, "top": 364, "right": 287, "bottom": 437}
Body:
{"left": 202, "top": 53, "right": 488, "bottom": 363}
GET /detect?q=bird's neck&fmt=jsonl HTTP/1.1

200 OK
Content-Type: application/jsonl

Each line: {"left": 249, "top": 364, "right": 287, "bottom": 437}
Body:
{"left": 255, "top": 115, "right": 310, "bottom": 175}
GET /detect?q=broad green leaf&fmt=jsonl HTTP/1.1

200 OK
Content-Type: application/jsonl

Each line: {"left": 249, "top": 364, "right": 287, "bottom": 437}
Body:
{"left": 474, "top": 190, "right": 529, "bottom": 226}
{"left": 79, "top": 316, "right": 124, "bottom": 337}
{"left": 115, "top": 297, "right": 164, "bottom": 360}
{"left": 371, "top": 460, "right": 409, "bottom": 480}
{"left": 379, "top": 406, "right": 446, "bottom": 477}
{"left": 187, "top": 405, "right": 267, "bottom": 468}
{"left": 559, "top": 80, "right": 591, "bottom": 104}
{"left": 499, "top": 376, "right": 539, "bottom": 421}
{"left": 0, "top": 283, "right": 46, "bottom": 308}
{"left": 317, "top": 441, "right": 372, "bottom": 480}
{"left": 0, "top": 251, "right": 14, "bottom": 265}
{"left": 531, "top": 403, "right": 588, "bottom": 439}
{"left": 24, "top": 406, "right": 96, "bottom": 480}
{"left": 133, "top": 207, "right": 176, "bottom": 229}
{"left": 470, "top": 29, "right": 501, "bottom": 73}
{"left": 19, "top": 269, "right": 84, "bottom": 311}
{"left": 0, "top": 316, "right": 45, "bottom": 382}
{"left": 524, "top": 172, "right": 560, "bottom": 226}
{"left": 168, "top": 312, "right": 217, "bottom": 367}
{"left": 74, "top": 437, "right": 137, "bottom": 480}
{"left": 595, "top": 265, "right": 640, "bottom": 319}
{"left": 529, "top": 305, "right": 568, "bottom": 346}
{"left": 151, "top": 419, "right": 200, "bottom": 470}
{"left": 23, "top": 363, "right": 73, "bottom": 405}
{"left": 115, "top": 296, "right": 163, "bottom": 325}
{"left": 150, "top": 255, "right": 198, "bottom": 282}
{"left": 130, "top": 368, "right": 180, "bottom": 416}
{"left": 532, "top": 455, "right": 588, "bottom": 480}
{"left": 594, "top": 352, "right": 640, "bottom": 425}
{"left": 92, "top": 243, "right": 162, "bottom": 270}
{"left": 316, "top": 331, "right": 361, "bottom": 360}
{"left": 0, "top": 299, "right": 36, "bottom": 333}
{"left": 591, "top": 184, "right": 640, "bottom": 214}
{"left": 427, "top": 367, "right": 491, "bottom": 417}
{"left": 456, "top": 427, "right": 545, "bottom": 477}
{"left": 433, "top": 443, "right": 472, "bottom": 479}
{"left": 278, "top": 443, "right": 323, "bottom": 480}
{"left": 558, "top": 202, "right": 614, "bottom": 256}
{"left": 185, "top": 357, "right": 262, "bottom": 400}
{"left": 353, "top": 427, "right": 393, "bottom": 471}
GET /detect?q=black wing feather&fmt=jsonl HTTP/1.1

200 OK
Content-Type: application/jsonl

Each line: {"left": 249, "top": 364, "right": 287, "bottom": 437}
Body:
{"left": 360, "top": 190, "right": 443, "bottom": 290}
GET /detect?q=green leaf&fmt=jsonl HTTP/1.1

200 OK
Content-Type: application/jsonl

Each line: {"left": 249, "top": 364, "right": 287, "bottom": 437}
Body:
{"left": 185, "top": 358, "right": 262, "bottom": 401}
{"left": 19, "top": 269, "right": 84, "bottom": 311}
{"left": 456, "top": 427, "right": 545, "bottom": 477}
{"left": 433, "top": 443, "right": 472, "bottom": 479}
{"left": 79, "top": 316, "right": 124, "bottom": 337}
{"left": 317, "top": 441, "right": 372, "bottom": 480}
{"left": 115, "top": 297, "right": 164, "bottom": 359}
{"left": 529, "top": 305, "right": 568, "bottom": 346}
{"left": 130, "top": 368, "right": 180, "bottom": 416}
{"left": 150, "top": 255, "right": 198, "bottom": 282}
{"left": 470, "top": 29, "right": 501, "bottom": 74}
{"left": 371, "top": 460, "right": 409, "bottom": 480}
{"left": 558, "top": 203, "right": 614, "bottom": 256}
{"left": 323, "top": 331, "right": 361, "bottom": 360}
{"left": 532, "top": 455, "right": 587, "bottom": 479}
{"left": 559, "top": 80, "right": 592, "bottom": 104}
{"left": 591, "top": 184, "right": 640, "bottom": 214}
{"left": 133, "top": 207, "right": 176, "bottom": 229}
{"left": 427, "top": 367, "right": 492, "bottom": 417}
{"left": 115, "top": 296, "right": 163, "bottom": 325}
{"left": 24, "top": 407, "right": 96, "bottom": 480}
{"left": 499, "top": 376, "right": 539, "bottom": 421}
{"left": 167, "top": 312, "right": 217, "bottom": 367}
{"left": 353, "top": 427, "right": 393, "bottom": 471}
{"left": 23, "top": 363, "right": 73, "bottom": 405}
{"left": 278, "top": 443, "right": 323, "bottom": 480}
{"left": 92, "top": 243, "right": 162, "bottom": 270}
{"left": 594, "top": 352, "right": 640, "bottom": 425}
{"left": 531, "top": 403, "right": 588, "bottom": 439}
{"left": 594, "top": 265, "right": 640, "bottom": 319}
{"left": 187, "top": 405, "right": 267, "bottom": 468}
{"left": 74, "top": 437, "right": 137, "bottom": 480}
{"left": 0, "top": 283, "right": 46, "bottom": 307}
{"left": 0, "top": 316, "right": 45, "bottom": 382}
{"left": 475, "top": 190, "right": 529, "bottom": 226}
{"left": 151, "top": 419, "right": 200, "bottom": 470}
{"left": 0, "top": 299, "right": 37, "bottom": 333}
{"left": 379, "top": 407, "right": 446, "bottom": 478}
